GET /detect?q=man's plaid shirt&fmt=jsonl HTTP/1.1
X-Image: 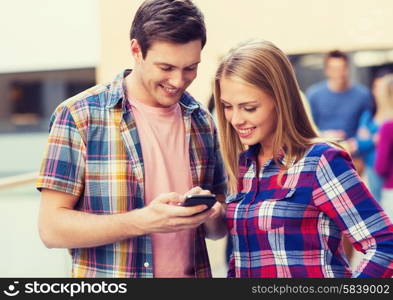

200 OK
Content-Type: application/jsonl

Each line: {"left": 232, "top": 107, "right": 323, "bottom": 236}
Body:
{"left": 36, "top": 70, "right": 227, "bottom": 277}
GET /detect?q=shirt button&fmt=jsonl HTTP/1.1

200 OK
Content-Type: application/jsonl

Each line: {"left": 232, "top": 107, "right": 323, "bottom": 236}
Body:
{"left": 144, "top": 262, "right": 150, "bottom": 268}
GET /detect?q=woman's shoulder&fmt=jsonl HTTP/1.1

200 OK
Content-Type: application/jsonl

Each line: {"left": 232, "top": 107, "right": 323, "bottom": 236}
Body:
{"left": 304, "top": 142, "right": 350, "bottom": 161}
{"left": 298, "top": 143, "right": 354, "bottom": 177}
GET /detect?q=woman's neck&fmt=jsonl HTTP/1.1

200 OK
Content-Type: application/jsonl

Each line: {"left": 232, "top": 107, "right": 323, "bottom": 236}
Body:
{"left": 257, "top": 146, "right": 273, "bottom": 168}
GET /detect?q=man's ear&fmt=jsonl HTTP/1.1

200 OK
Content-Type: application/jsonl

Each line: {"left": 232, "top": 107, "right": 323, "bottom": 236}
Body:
{"left": 130, "top": 39, "right": 143, "bottom": 62}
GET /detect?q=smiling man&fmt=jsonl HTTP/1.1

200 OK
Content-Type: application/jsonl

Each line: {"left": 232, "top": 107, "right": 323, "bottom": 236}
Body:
{"left": 36, "top": 0, "right": 227, "bottom": 278}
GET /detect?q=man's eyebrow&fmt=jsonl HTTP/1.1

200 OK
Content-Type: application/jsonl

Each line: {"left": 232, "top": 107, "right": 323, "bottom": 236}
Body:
{"left": 154, "top": 62, "right": 174, "bottom": 67}
{"left": 154, "top": 61, "right": 201, "bottom": 68}
{"left": 186, "top": 61, "right": 201, "bottom": 67}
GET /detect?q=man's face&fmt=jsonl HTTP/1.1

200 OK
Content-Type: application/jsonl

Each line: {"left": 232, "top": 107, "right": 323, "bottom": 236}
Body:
{"left": 325, "top": 57, "right": 349, "bottom": 84}
{"left": 131, "top": 39, "right": 202, "bottom": 107}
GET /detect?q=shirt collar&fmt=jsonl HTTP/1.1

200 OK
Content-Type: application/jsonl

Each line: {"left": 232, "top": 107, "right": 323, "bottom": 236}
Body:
{"left": 244, "top": 144, "right": 261, "bottom": 161}
{"left": 105, "top": 70, "right": 129, "bottom": 109}
{"left": 178, "top": 92, "right": 200, "bottom": 114}
{"left": 243, "top": 143, "right": 286, "bottom": 167}
{"left": 105, "top": 69, "right": 200, "bottom": 114}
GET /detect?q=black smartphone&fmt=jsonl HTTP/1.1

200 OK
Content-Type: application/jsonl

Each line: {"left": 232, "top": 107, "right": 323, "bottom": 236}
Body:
{"left": 183, "top": 194, "right": 216, "bottom": 211}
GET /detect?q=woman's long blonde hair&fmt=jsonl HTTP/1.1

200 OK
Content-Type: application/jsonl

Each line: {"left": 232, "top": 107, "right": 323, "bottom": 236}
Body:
{"left": 214, "top": 40, "right": 321, "bottom": 193}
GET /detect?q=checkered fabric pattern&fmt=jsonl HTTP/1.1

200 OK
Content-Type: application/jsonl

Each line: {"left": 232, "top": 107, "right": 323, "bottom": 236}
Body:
{"left": 226, "top": 143, "right": 393, "bottom": 278}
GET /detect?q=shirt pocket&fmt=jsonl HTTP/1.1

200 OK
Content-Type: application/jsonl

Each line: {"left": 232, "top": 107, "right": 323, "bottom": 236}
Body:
{"left": 257, "top": 188, "right": 296, "bottom": 231}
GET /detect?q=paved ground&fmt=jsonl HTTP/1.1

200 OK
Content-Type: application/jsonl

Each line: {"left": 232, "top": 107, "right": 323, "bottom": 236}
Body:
{"left": 0, "top": 183, "right": 70, "bottom": 277}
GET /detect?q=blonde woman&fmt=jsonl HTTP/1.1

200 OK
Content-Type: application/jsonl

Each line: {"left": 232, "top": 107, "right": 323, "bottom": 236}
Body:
{"left": 214, "top": 39, "right": 393, "bottom": 278}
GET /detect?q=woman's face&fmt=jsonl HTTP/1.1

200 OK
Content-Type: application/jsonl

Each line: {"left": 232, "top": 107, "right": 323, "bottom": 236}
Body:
{"left": 219, "top": 76, "right": 277, "bottom": 148}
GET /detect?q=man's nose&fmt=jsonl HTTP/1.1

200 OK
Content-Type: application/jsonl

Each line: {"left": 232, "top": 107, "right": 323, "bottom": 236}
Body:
{"left": 168, "top": 71, "right": 185, "bottom": 88}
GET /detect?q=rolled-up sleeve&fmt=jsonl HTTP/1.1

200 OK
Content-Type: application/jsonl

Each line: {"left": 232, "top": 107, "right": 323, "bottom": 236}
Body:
{"left": 36, "top": 105, "right": 86, "bottom": 197}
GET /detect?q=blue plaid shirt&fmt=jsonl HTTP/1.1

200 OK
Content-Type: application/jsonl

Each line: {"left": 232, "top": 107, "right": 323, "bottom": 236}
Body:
{"left": 226, "top": 143, "right": 393, "bottom": 278}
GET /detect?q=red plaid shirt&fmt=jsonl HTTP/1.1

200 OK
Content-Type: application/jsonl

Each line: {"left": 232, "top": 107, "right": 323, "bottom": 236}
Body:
{"left": 226, "top": 143, "right": 393, "bottom": 277}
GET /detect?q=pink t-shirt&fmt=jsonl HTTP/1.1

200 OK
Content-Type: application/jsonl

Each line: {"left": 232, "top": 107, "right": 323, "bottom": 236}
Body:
{"left": 130, "top": 98, "right": 195, "bottom": 278}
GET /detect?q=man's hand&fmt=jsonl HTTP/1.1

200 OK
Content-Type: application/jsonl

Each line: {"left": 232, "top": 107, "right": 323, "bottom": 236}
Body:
{"left": 133, "top": 190, "right": 214, "bottom": 235}
{"left": 182, "top": 186, "right": 227, "bottom": 240}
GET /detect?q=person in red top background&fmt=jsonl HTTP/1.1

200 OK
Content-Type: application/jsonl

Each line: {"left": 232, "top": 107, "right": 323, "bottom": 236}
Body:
{"left": 375, "top": 74, "right": 393, "bottom": 223}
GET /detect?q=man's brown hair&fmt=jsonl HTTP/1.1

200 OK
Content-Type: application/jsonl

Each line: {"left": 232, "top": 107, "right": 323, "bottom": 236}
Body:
{"left": 130, "top": 0, "right": 206, "bottom": 58}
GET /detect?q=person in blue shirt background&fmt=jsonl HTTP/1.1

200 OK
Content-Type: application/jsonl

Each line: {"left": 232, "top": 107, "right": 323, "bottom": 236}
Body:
{"left": 306, "top": 50, "right": 373, "bottom": 141}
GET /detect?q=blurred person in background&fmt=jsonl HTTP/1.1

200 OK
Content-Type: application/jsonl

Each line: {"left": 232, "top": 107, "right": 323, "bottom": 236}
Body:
{"left": 306, "top": 50, "right": 373, "bottom": 174}
{"left": 375, "top": 74, "right": 393, "bottom": 223}
{"left": 346, "top": 69, "right": 393, "bottom": 202}
{"left": 36, "top": 0, "right": 227, "bottom": 278}
{"left": 306, "top": 50, "right": 373, "bottom": 262}
{"left": 214, "top": 39, "right": 393, "bottom": 278}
